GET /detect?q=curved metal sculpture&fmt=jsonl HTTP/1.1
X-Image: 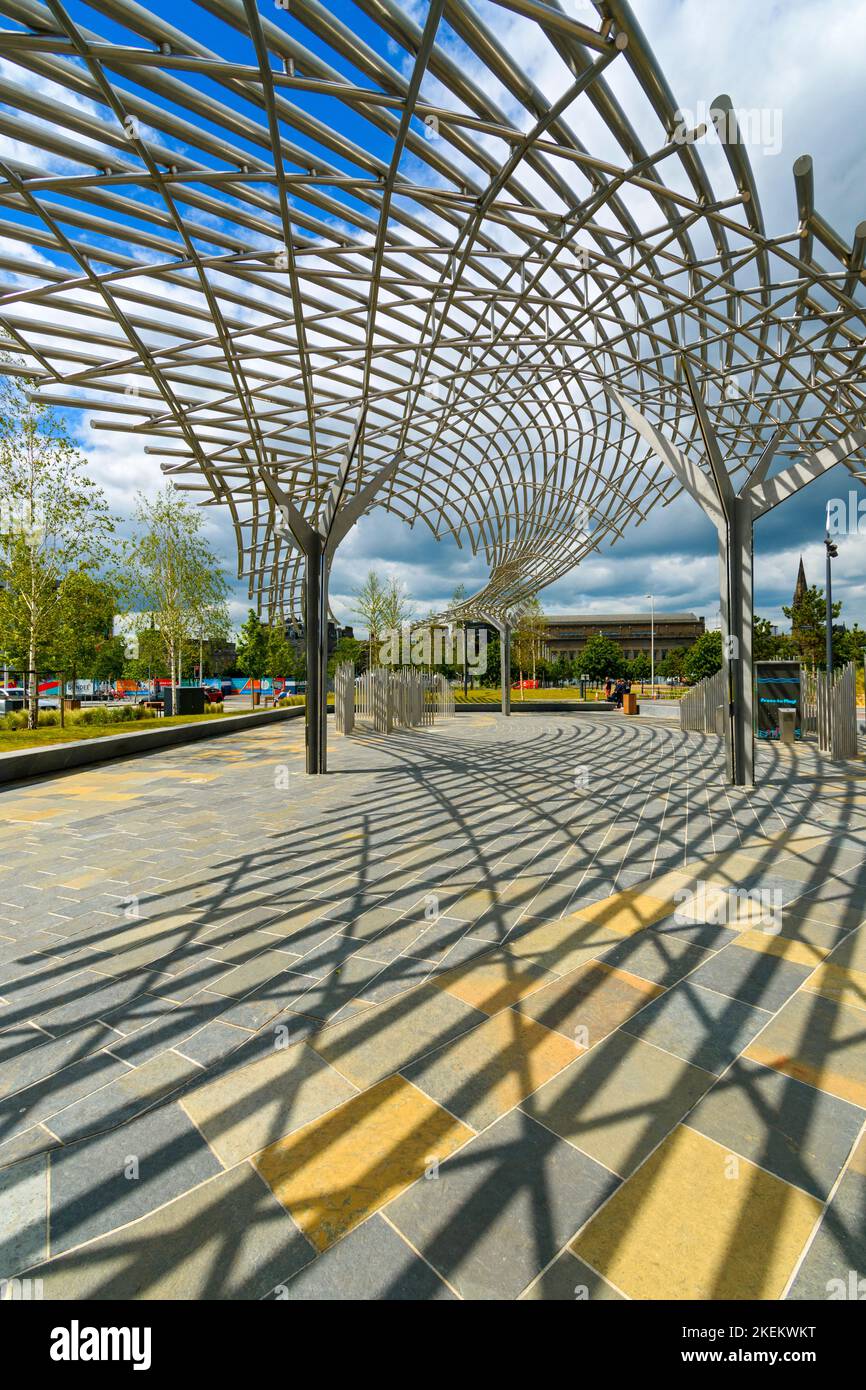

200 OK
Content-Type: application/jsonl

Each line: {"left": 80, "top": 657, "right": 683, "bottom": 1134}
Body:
{"left": 0, "top": 0, "right": 863, "bottom": 774}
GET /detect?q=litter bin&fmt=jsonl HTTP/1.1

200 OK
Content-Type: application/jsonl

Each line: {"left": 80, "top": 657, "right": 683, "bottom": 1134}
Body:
{"left": 777, "top": 707, "right": 796, "bottom": 745}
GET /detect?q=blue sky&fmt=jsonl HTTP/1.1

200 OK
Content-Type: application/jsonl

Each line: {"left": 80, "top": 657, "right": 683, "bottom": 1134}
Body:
{"left": 4, "top": 0, "right": 865, "bottom": 634}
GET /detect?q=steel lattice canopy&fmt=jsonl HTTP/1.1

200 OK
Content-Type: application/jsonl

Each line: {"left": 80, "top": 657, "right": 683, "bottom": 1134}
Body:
{"left": 0, "top": 0, "right": 863, "bottom": 621}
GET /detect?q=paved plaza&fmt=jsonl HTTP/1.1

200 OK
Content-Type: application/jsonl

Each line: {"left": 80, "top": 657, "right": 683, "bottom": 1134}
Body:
{"left": 0, "top": 713, "right": 865, "bottom": 1300}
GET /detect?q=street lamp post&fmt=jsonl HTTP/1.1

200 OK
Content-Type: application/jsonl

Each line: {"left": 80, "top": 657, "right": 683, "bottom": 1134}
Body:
{"left": 646, "top": 593, "right": 655, "bottom": 694}
{"left": 825, "top": 533, "right": 838, "bottom": 673}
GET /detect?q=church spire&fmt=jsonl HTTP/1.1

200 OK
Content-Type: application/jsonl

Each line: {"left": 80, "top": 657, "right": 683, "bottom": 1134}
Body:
{"left": 793, "top": 556, "right": 807, "bottom": 609}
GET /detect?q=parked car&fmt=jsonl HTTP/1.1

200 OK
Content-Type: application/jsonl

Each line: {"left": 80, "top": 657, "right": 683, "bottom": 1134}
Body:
{"left": 0, "top": 686, "right": 26, "bottom": 713}
{"left": 202, "top": 686, "right": 223, "bottom": 704}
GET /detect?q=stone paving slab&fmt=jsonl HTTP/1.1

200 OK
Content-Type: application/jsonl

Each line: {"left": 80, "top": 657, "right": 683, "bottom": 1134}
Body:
{"left": 0, "top": 713, "right": 864, "bottom": 1299}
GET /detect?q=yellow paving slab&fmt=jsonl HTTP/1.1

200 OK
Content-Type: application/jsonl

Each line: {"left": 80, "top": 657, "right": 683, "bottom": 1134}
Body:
{"left": 50, "top": 787, "right": 137, "bottom": 803}
{"left": 55, "top": 869, "right": 109, "bottom": 890}
{"left": 573, "top": 1125, "right": 821, "bottom": 1300}
{"left": 745, "top": 993, "right": 866, "bottom": 1107}
{"left": 451, "top": 884, "right": 504, "bottom": 918}
{"left": 848, "top": 1131, "right": 866, "bottom": 1177}
{"left": 509, "top": 915, "right": 623, "bottom": 976}
{"left": 728, "top": 928, "right": 828, "bottom": 968}
{"left": 572, "top": 889, "right": 674, "bottom": 937}
{"left": 801, "top": 962, "right": 866, "bottom": 1014}
{"left": 630, "top": 869, "right": 699, "bottom": 898}
{"left": 252, "top": 1072, "right": 472, "bottom": 1251}
{"left": 403, "top": 1007, "right": 579, "bottom": 1131}
{"left": 434, "top": 953, "right": 556, "bottom": 1014}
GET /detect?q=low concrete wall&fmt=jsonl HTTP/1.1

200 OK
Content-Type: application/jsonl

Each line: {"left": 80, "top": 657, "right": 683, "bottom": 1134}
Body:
{"left": 0, "top": 706, "right": 306, "bottom": 787}
{"left": 455, "top": 701, "right": 616, "bottom": 714}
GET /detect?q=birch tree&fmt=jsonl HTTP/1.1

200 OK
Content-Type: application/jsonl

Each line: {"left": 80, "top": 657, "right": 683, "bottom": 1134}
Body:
{"left": 125, "top": 486, "right": 229, "bottom": 703}
{"left": 0, "top": 371, "right": 116, "bottom": 727}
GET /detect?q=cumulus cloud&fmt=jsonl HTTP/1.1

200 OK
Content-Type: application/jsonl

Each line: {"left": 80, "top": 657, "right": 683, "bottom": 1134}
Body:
{"left": 6, "top": 1, "right": 865, "bottom": 633}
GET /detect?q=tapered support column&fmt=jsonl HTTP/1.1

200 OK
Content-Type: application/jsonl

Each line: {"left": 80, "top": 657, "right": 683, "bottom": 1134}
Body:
{"left": 304, "top": 535, "right": 328, "bottom": 775}
{"left": 719, "top": 497, "right": 754, "bottom": 786}
{"left": 480, "top": 611, "right": 512, "bottom": 716}
{"left": 260, "top": 420, "right": 402, "bottom": 775}
{"left": 501, "top": 622, "right": 512, "bottom": 716}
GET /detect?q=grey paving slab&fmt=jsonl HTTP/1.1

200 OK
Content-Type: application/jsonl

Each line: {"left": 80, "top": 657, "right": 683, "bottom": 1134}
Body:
{"left": 620, "top": 981, "right": 772, "bottom": 1077}
{"left": 686, "top": 1057, "right": 863, "bottom": 1200}
{"left": 650, "top": 913, "right": 741, "bottom": 952}
{"left": 520, "top": 1249, "right": 624, "bottom": 1300}
{"left": 34, "top": 1164, "right": 313, "bottom": 1298}
{"left": 0, "top": 1046, "right": 130, "bottom": 1144}
{"left": 267, "top": 1213, "right": 454, "bottom": 1300}
{"left": 596, "top": 931, "right": 711, "bottom": 986}
{"left": 786, "top": 1139, "right": 866, "bottom": 1299}
{"left": 47, "top": 1050, "right": 201, "bottom": 1142}
{"left": 385, "top": 1108, "right": 619, "bottom": 1300}
{"left": 684, "top": 944, "right": 813, "bottom": 1012}
{"left": 0, "top": 1153, "right": 47, "bottom": 1277}
{"left": 0, "top": 1123, "right": 59, "bottom": 1170}
{"left": 175, "top": 1020, "right": 252, "bottom": 1068}
{"left": 48, "top": 1101, "right": 223, "bottom": 1257}
{"left": 523, "top": 1030, "right": 714, "bottom": 1177}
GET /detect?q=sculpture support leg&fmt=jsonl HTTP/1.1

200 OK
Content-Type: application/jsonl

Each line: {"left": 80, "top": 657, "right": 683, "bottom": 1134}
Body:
{"left": 718, "top": 499, "right": 754, "bottom": 787}
{"left": 501, "top": 622, "right": 511, "bottom": 716}
{"left": 304, "top": 536, "right": 328, "bottom": 774}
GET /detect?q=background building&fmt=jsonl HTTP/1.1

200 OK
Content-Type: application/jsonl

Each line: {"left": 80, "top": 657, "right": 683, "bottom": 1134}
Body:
{"left": 285, "top": 619, "right": 355, "bottom": 660}
{"left": 542, "top": 612, "right": 705, "bottom": 664}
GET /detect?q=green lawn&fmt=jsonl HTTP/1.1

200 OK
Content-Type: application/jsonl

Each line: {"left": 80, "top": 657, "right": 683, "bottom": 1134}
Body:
{"left": 0, "top": 707, "right": 290, "bottom": 754}
{"left": 454, "top": 685, "right": 686, "bottom": 704}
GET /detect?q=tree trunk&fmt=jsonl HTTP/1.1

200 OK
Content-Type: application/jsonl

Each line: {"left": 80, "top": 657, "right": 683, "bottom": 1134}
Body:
{"left": 28, "top": 638, "right": 38, "bottom": 730}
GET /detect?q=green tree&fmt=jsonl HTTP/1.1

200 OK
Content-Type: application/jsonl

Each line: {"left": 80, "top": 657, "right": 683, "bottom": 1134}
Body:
{"left": 52, "top": 570, "right": 117, "bottom": 719}
{"left": 91, "top": 635, "right": 127, "bottom": 684}
{"left": 628, "top": 652, "right": 651, "bottom": 684}
{"left": 122, "top": 625, "right": 163, "bottom": 683}
{"left": 753, "top": 617, "right": 794, "bottom": 663}
{"left": 327, "top": 634, "right": 365, "bottom": 677}
{"left": 266, "top": 623, "right": 296, "bottom": 681}
{"left": 236, "top": 609, "right": 270, "bottom": 705}
{"left": 380, "top": 576, "right": 412, "bottom": 635}
{"left": 783, "top": 584, "right": 840, "bottom": 668}
{"left": 550, "top": 652, "right": 572, "bottom": 686}
{"left": 657, "top": 649, "right": 685, "bottom": 680}
{"left": 0, "top": 371, "right": 117, "bottom": 726}
{"left": 512, "top": 597, "right": 547, "bottom": 690}
{"left": 53, "top": 571, "right": 116, "bottom": 678}
{"left": 124, "top": 486, "right": 229, "bottom": 702}
{"left": 354, "top": 571, "right": 387, "bottom": 669}
{"left": 580, "top": 633, "right": 625, "bottom": 681}
{"left": 836, "top": 623, "right": 866, "bottom": 669}
{"left": 683, "top": 630, "right": 723, "bottom": 683}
